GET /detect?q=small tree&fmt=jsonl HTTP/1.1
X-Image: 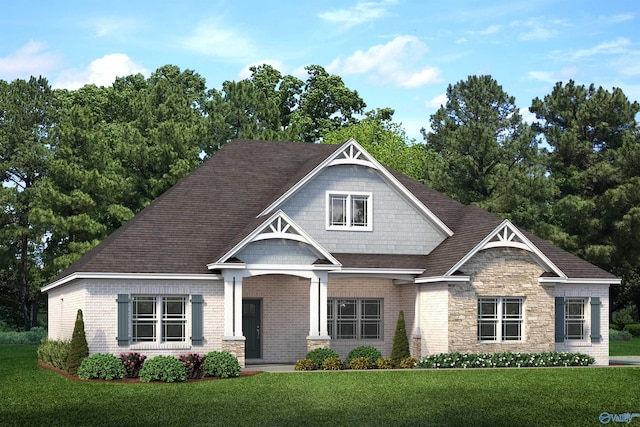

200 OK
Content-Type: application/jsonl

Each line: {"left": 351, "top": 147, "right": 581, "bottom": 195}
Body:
{"left": 65, "top": 309, "right": 89, "bottom": 375}
{"left": 390, "top": 310, "right": 410, "bottom": 365}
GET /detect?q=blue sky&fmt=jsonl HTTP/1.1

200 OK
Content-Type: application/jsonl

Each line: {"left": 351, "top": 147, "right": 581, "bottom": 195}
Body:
{"left": 1, "top": 0, "right": 639, "bottom": 139}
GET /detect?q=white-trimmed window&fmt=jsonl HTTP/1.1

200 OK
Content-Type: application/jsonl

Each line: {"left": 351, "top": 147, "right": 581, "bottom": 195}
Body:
{"left": 477, "top": 297, "right": 523, "bottom": 342}
{"left": 132, "top": 296, "right": 186, "bottom": 343}
{"left": 327, "top": 299, "right": 382, "bottom": 340}
{"left": 565, "top": 298, "right": 586, "bottom": 340}
{"left": 326, "top": 192, "right": 372, "bottom": 230}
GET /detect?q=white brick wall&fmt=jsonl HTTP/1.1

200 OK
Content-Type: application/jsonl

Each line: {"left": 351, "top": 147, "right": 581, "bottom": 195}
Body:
{"left": 555, "top": 284, "right": 610, "bottom": 366}
{"left": 47, "top": 278, "right": 225, "bottom": 358}
{"left": 418, "top": 282, "right": 449, "bottom": 356}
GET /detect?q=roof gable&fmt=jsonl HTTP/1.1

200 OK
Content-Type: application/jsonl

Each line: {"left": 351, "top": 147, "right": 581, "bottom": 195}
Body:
{"left": 258, "top": 138, "right": 453, "bottom": 238}
{"left": 208, "top": 210, "right": 340, "bottom": 269}
{"left": 446, "top": 220, "right": 566, "bottom": 278}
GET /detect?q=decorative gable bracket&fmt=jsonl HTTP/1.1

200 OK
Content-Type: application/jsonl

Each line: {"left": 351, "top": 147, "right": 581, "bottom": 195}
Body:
{"left": 445, "top": 220, "right": 567, "bottom": 279}
{"left": 208, "top": 210, "right": 341, "bottom": 269}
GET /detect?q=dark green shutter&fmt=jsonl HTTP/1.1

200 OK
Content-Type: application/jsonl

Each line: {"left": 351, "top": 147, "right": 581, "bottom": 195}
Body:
{"left": 117, "top": 294, "right": 130, "bottom": 345}
{"left": 591, "top": 297, "right": 601, "bottom": 343}
{"left": 191, "top": 295, "right": 204, "bottom": 346}
{"left": 555, "top": 297, "right": 565, "bottom": 343}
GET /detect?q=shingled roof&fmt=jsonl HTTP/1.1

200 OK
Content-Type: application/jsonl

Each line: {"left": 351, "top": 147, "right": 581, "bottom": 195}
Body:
{"left": 51, "top": 139, "right": 617, "bottom": 284}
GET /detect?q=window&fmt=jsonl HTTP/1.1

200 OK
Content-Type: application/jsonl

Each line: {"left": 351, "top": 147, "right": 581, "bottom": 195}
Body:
{"left": 327, "top": 299, "right": 382, "bottom": 340}
{"left": 326, "top": 192, "right": 372, "bottom": 230}
{"left": 477, "top": 297, "right": 523, "bottom": 342}
{"left": 565, "top": 298, "right": 586, "bottom": 340}
{"left": 132, "top": 296, "right": 186, "bottom": 343}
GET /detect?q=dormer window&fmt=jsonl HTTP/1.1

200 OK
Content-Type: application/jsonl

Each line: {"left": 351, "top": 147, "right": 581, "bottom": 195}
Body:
{"left": 326, "top": 192, "right": 372, "bottom": 231}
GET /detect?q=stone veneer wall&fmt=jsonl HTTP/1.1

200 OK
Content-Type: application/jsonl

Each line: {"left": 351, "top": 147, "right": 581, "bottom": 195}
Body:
{"left": 448, "top": 248, "right": 555, "bottom": 354}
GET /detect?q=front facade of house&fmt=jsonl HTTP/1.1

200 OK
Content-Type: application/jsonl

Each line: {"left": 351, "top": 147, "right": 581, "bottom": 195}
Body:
{"left": 43, "top": 139, "right": 618, "bottom": 366}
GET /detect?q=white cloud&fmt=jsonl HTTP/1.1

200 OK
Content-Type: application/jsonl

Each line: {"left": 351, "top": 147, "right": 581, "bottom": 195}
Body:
{"left": 318, "top": 0, "right": 397, "bottom": 29}
{"left": 519, "top": 107, "right": 537, "bottom": 125}
{"left": 238, "top": 60, "right": 287, "bottom": 80}
{"left": 180, "top": 19, "right": 258, "bottom": 62}
{"left": 0, "top": 41, "right": 61, "bottom": 80}
{"left": 474, "top": 25, "right": 502, "bottom": 36}
{"left": 564, "top": 38, "right": 632, "bottom": 60}
{"left": 425, "top": 93, "right": 447, "bottom": 109}
{"left": 511, "top": 18, "right": 567, "bottom": 41}
{"left": 601, "top": 13, "right": 635, "bottom": 24}
{"left": 526, "top": 67, "right": 578, "bottom": 83}
{"left": 54, "top": 54, "right": 148, "bottom": 89}
{"left": 329, "top": 35, "right": 443, "bottom": 88}
{"left": 91, "top": 17, "right": 143, "bottom": 38}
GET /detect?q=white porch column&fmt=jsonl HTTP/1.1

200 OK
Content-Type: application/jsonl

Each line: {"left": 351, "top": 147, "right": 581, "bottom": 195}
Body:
{"left": 309, "top": 276, "right": 319, "bottom": 337}
{"left": 309, "top": 272, "right": 329, "bottom": 338}
{"left": 223, "top": 275, "right": 234, "bottom": 337}
{"left": 234, "top": 276, "right": 243, "bottom": 337}
{"left": 319, "top": 275, "right": 328, "bottom": 336}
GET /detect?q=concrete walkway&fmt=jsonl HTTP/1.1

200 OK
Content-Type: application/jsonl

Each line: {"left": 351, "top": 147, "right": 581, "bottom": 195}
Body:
{"left": 609, "top": 356, "right": 640, "bottom": 365}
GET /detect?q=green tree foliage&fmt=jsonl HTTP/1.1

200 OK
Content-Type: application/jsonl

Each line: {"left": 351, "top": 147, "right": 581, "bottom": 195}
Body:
{"left": 0, "top": 76, "right": 56, "bottom": 330}
{"left": 530, "top": 81, "right": 640, "bottom": 312}
{"left": 422, "top": 75, "right": 553, "bottom": 231}
{"left": 323, "top": 108, "right": 428, "bottom": 182}
{"left": 65, "top": 309, "right": 89, "bottom": 375}
{"left": 390, "top": 310, "right": 410, "bottom": 365}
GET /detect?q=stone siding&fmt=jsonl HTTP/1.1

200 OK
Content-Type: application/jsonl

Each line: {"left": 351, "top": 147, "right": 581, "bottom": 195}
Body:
{"left": 448, "top": 248, "right": 555, "bottom": 354}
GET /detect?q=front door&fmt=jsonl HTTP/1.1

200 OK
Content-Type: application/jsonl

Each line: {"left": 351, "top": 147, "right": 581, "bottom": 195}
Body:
{"left": 243, "top": 299, "right": 261, "bottom": 359}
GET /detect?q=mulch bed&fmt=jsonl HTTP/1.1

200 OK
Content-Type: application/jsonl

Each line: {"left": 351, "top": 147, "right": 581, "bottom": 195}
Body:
{"left": 37, "top": 360, "right": 263, "bottom": 383}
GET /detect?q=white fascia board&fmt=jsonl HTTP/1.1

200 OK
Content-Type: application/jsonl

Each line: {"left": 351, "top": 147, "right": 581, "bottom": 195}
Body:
{"left": 42, "top": 272, "right": 222, "bottom": 292}
{"left": 212, "top": 210, "right": 340, "bottom": 267}
{"left": 445, "top": 219, "right": 567, "bottom": 279}
{"left": 539, "top": 277, "right": 621, "bottom": 285}
{"left": 257, "top": 138, "right": 453, "bottom": 238}
{"left": 415, "top": 275, "right": 471, "bottom": 284}
{"left": 329, "top": 268, "right": 424, "bottom": 282}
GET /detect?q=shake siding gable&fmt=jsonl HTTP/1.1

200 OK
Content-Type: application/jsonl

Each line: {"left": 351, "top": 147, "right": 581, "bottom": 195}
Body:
{"left": 281, "top": 164, "right": 445, "bottom": 255}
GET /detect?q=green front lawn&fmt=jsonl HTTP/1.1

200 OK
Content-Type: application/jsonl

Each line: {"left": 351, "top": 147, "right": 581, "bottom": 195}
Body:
{"left": 2, "top": 345, "right": 639, "bottom": 426}
{"left": 610, "top": 337, "right": 640, "bottom": 356}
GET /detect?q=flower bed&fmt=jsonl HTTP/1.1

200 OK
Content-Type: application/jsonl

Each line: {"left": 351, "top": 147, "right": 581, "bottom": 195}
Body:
{"left": 416, "top": 351, "right": 595, "bottom": 369}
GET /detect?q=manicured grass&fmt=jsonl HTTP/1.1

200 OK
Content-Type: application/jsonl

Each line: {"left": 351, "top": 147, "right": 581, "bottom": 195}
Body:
{"left": 610, "top": 337, "right": 640, "bottom": 356}
{"left": 2, "top": 346, "right": 640, "bottom": 426}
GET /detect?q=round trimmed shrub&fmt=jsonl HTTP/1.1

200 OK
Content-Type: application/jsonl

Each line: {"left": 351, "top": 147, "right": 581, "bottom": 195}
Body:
{"left": 203, "top": 351, "right": 241, "bottom": 378}
{"left": 306, "top": 347, "right": 340, "bottom": 369}
{"left": 349, "top": 357, "right": 373, "bottom": 370}
{"left": 295, "top": 358, "right": 316, "bottom": 371}
{"left": 610, "top": 329, "right": 632, "bottom": 342}
{"left": 399, "top": 356, "right": 417, "bottom": 369}
{"left": 376, "top": 357, "right": 394, "bottom": 369}
{"left": 321, "top": 357, "right": 344, "bottom": 370}
{"left": 345, "top": 346, "right": 382, "bottom": 367}
{"left": 139, "top": 355, "right": 186, "bottom": 382}
{"left": 78, "top": 353, "right": 125, "bottom": 380}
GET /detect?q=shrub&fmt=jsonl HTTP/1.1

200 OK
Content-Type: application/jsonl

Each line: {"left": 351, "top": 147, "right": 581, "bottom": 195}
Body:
{"left": 345, "top": 346, "right": 382, "bottom": 367}
{"left": 613, "top": 305, "right": 638, "bottom": 328}
{"left": 139, "top": 355, "right": 186, "bottom": 382}
{"left": 322, "top": 357, "right": 344, "bottom": 370}
{"left": 624, "top": 323, "right": 640, "bottom": 338}
{"left": 306, "top": 347, "right": 340, "bottom": 369}
{"left": 78, "top": 353, "right": 125, "bottom": 380}
{"left": 416, "top": 351, "right": 595, "bottom": 369}
{"left": 65, "top": 309, "right": 89, "bottom": 376}
{"left": 203, "top": 351, "right": 241, "bottom": 378}
{"left": 294, "top": 358, "right": 316, "bottom": 371}
{"left": 390, "top": 311, "right": 410, "bottom": 365}
{"left": 610, "top": 329, "right": 633, "bottom": 342}
{"left": 376, "top": 357, "right": 394, "bottom": 369}
{"left": 399, "top": 357, "right": 417, "bottom": 369}
{"left": 0, "top": 327, "right": 48, "bottom": 345}
{"left": 37, "top": 338, "right": 71, "bottom": 370}
{"left": 119, "top": 352, "right": 146, "bottom": 378}
{"left": 349, "top": 357, "right": 373, "bottom": 370}
{"left": 179, "top": 353, "right": 205, "bottom": 379}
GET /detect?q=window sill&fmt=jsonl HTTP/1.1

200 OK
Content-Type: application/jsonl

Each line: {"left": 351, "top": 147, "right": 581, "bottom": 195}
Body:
{"left": 130, "top": 342, "right": 191, "bottom": 351}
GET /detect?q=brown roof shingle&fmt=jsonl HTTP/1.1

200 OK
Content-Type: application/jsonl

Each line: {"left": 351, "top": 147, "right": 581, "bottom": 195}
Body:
{"left": 53, "top": 139, "right": 617, "bottom": 283}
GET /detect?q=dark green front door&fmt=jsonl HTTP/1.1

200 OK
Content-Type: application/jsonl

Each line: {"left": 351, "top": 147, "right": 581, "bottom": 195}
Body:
{"left": 243, "top": 299, "right": 261, "bottom": 359}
